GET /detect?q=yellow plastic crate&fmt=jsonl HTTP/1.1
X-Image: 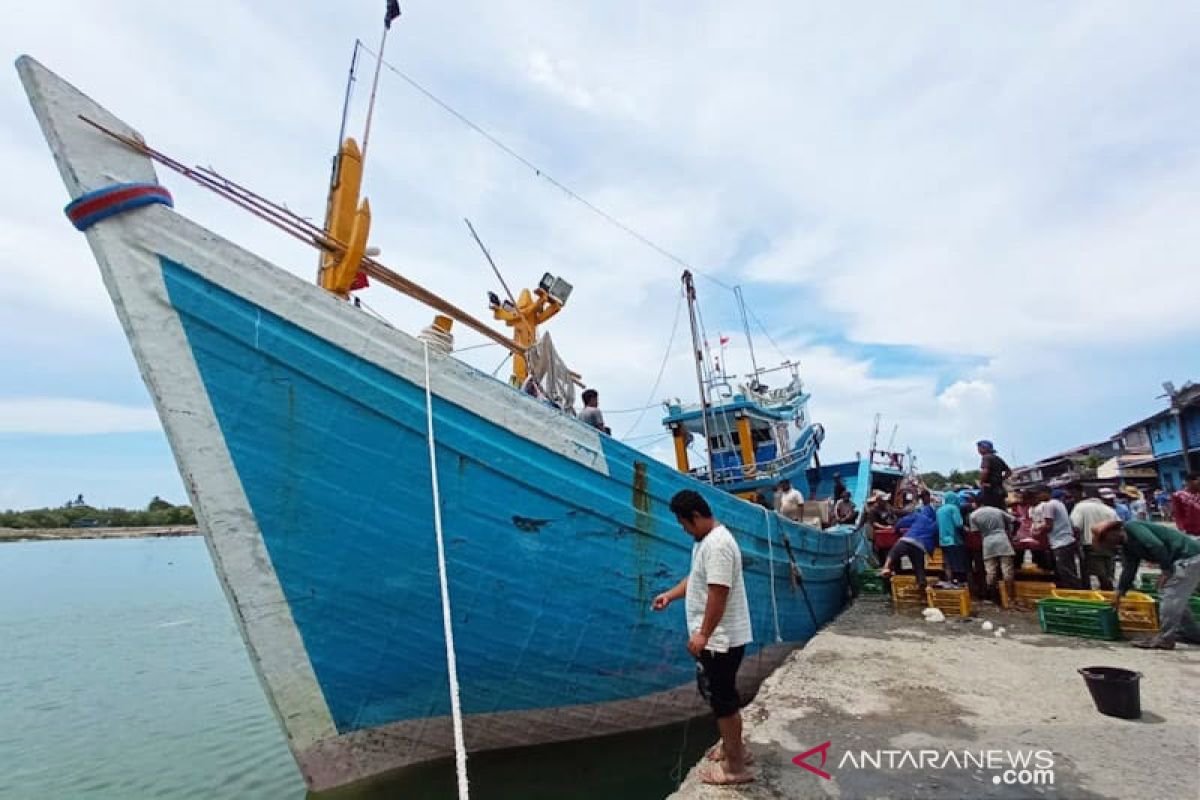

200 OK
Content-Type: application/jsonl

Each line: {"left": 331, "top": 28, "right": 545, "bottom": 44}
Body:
{"left": 999, "top": 580, "right": 1058, "bottom": 609}
{"left": 1104, "top": 591, "right": 1159, "bottom": 632}
{"left": 926, "top": 549, "right": 944, "bottom": 571}
{"left": 890, "top": 574, "right": 924, "bottom": 606}
{"left": 1050, "top": 590, "right": 1160, "bottom": 632}
{"left": 927, "top": 586, "right": 971, "bottom": 617}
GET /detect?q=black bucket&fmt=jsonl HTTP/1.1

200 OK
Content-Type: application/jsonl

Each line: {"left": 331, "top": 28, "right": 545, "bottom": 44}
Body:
{"left": 1078, "top": 666, "right": 1142, "bottom": 720}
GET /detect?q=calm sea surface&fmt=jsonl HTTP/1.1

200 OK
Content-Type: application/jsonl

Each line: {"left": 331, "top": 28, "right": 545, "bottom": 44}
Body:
{"left": 0, "top": 538, "right": 712, "bottom": 799}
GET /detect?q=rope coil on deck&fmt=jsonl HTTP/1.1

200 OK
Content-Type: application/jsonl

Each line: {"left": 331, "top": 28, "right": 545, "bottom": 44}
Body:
{"left": 64, "top": 182, "right": 173, "bottom": 231}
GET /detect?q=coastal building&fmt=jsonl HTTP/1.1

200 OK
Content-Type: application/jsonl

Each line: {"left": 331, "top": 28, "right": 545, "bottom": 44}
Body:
{"left": 1118, "top": 381, "right": 1200, "bottom": 492}
{"left": 1012, "top": 380, "right": 1198, "bottom": 494}
{"left": 1009, "top": 439, "right": 1123, "bottom": 492}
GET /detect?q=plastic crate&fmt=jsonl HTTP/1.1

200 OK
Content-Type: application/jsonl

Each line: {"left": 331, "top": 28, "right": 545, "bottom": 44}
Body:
{"left": 927, "top": 586, "right": 971, "bottom": 617}
{"left": 890, "top": 574, "right": 924, "bottom": 606}
{"left": 1000, "top": 580, "right": 1057, "bottom": 608}
{"left": 1052, "top": 590, "right": 1159, "bottom": 633}
{"left": 1137, "top": 572, "right": 1161, "bottom": 593}
{"left": 1142, "top": 590, "right": 1200, "bottom": 618}
{"left": 1036, "top": 598, "right": 1121, "bottom": 640}
{"left": 926, "top": 548, "right": 944, "bottom": 571}
{"left": 854, "top": 569, "right": 887, "bottom": 595}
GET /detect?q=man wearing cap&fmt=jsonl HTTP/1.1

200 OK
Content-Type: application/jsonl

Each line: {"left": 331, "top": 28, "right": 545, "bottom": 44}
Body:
{"left": 1094, "top": 518, "right": 1200, "bottom": 650}
{"left": 1128, "top": 488, "right": 1149, "bottom": 521}
{"left": 1071, "top": 491, "right": 1119, "bottom": 590}
{"left": 1034, "top": 487, "right": 1081, "bottom": 588}
{"left": 976, "top": 440, "right": 1010, "bottom": 510}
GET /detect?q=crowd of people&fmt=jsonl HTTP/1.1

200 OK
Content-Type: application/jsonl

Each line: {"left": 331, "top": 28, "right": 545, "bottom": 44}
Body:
{"left": 871, "top": 439, "right": 1200, "bottom": 651}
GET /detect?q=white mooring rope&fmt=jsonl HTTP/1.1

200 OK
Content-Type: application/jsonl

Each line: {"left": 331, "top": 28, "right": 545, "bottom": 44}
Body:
{"left": 760, "top": 508, "right": 783, "bottom": 643}
{"left": 423, "top": 341, "right": 470, "bottom": 799}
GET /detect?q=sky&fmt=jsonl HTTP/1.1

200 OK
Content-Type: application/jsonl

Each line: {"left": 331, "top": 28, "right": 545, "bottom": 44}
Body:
{"left": 2, "top": 2, "right": 1198, "bottom": 509}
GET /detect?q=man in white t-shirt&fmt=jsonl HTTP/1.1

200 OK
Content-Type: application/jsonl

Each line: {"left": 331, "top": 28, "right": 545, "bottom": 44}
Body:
{"left": 1034, "top": 487, "right": 1081, "bottom": 589}
{"left": 653, "top": 490, "right": 754, "bottom": 786}
{"left": 1071, "top": 494, "right": 1119, "bottom": 590}
{"left": 774, "top": 478, "right": 805, "bottom": 522}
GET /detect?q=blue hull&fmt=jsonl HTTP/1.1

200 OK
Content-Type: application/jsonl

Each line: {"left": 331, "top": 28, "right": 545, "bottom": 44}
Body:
{"left": 162, "top": 255, "right": 853, "bottom": 732}
{"left": 17, "top": 56, "right": 860, "bottom": 791}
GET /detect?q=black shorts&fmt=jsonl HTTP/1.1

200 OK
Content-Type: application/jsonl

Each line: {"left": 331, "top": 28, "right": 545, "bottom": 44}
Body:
{"left": 696, "top": 645, "right": 745, "bottom": 718}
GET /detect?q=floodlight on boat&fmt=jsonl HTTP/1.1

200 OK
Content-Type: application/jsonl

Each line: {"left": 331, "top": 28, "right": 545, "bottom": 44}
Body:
{"left": 539, "top": 273, "right": 573, "bottom": 305}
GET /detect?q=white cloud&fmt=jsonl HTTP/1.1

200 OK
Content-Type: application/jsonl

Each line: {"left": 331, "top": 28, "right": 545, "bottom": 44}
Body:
{"left": 1, "top": 0, "right": 1197, "bottom": 491}
{"left": 0, "top": 399, "right": 161, "bottom": 435}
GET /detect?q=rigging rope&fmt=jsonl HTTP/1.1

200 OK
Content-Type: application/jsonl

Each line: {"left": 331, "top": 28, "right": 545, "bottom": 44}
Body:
{"left": 422, "top": 342, "right": 470, "bottom": 800}
{"left": 357, "top": 41, "right": 735, "bottom": 293}
{"left": 759, "top": 508, "right": 784, "bottom": 644}
{"left": 619, "top": 287, "right": 685, "bottom": 440}
{"left": 746, "top": 305, "right": 789, "bottom": 362}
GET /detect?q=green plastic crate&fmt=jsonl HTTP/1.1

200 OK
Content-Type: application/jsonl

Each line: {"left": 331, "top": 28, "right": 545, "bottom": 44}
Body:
{"left": 1137, "top": 574, "right": 1200, "bottom": 596}
{"left": 1142, "top": 590, "right": 1200, "bottom": 617}
{"left": 854, "top": 569, "right": 886, "bottom": 595}
{"left": 1036, "top": 598, "right": 1121, "bottom": 640}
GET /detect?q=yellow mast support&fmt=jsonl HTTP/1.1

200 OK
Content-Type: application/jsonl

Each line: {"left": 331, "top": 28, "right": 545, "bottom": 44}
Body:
{"left": 672, "top": 426, "right": 690, "bottom": 473}
{"left": 319, "top": 138, "right": 371, "bottom": 297}
{"left": 491, "top": 287, "right": 564, "bottom": 384}
{"left": 736, "top": 414, "right": 757, "bottom": 477}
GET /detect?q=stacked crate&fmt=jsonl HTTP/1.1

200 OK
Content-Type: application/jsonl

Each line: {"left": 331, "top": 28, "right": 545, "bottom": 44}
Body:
{"left": 1050, "top": 589, "right": 1159, "bottom": 633}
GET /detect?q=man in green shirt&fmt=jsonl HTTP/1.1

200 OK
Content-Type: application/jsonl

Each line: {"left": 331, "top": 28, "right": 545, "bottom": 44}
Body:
{"left": 1094, "top": 519, "right": 1200, "bottom": 650}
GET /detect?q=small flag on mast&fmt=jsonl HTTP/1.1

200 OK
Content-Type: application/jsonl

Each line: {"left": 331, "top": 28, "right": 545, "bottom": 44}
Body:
{"left": 719, "top": 334, "right": 730, "bottom": 346}
{"left": 385, "top": 0, "right": 401, "bottom": 29}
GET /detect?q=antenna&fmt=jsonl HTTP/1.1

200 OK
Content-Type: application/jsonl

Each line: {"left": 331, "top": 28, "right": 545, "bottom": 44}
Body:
{"left": 463, "top": 218, "right": 516, "bottom": 307}
{"left": 733, "top": 286, "right": 761, "bottom": 380}
{"left": 887, "top": 423, "right": 899, "bottom": 451}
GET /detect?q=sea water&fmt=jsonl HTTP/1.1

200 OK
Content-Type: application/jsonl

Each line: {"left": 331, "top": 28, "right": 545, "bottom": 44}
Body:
{"left": 0, "top": 538, "right": 711, "bottom": 799}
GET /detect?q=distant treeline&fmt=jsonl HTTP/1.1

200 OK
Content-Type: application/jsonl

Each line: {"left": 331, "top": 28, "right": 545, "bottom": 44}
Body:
{"left": 0, "top": 496, "right": 196, "bottom": 529}
{"left": 919, "top": 470, "right": 982, "bottom": 490}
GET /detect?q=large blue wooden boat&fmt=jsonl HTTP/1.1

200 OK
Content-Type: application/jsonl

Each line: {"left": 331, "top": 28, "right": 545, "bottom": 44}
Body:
{"left": 20, "top": 56, "right": 865, "bottom": 791}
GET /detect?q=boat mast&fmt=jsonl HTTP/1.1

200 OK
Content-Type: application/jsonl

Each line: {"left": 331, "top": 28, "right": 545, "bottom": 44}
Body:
{"left": 316, "top": 41, "right": 362, "bottom": 283}
{"left": 683, "top": 271, "right": 716, "bottom": 483}
{"left": 360, "top": 2, "right": 400, "bottom": 164}
{"left": 734, "top": 285, "right": 761, "bottom": 381}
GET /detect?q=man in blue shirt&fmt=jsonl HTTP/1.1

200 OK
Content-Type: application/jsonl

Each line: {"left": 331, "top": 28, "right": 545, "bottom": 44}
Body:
{"left": 880, "top": 492, "right": 939, "bottom": 598}
{"left": 936, "top": 492, "right": 967, "bottom": 585}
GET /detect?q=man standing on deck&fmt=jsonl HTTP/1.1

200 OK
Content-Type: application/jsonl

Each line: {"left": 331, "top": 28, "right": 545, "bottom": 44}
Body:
{"left": 1170, "top": 473, "right": 1200, "bottom": 536}
{"left": 774, "top": 478, "right": 805, "bottom": 522}
{"left": 653, "top": 490, "right": 754, "bottom": 786}
{"left": 1034, "top": 488, "right": 1081, "bottom": 588}
{"left": 578, "top": 388, "right": 611, "bottom": 435}
{"left": 976, "top": 440, "right": 1011, "bottom": 509}
{"left": 1095, "top": 518, "right": 1200, "bottom": 650}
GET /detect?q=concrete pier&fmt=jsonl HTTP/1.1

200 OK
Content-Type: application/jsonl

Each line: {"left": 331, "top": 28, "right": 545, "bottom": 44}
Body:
{"left": 670, "top": 598, "right": 1200, "bottom": 799}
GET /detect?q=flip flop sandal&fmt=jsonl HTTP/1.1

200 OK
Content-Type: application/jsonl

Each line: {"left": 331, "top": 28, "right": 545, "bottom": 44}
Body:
{"left": 705, "top": 744, "right": 755, "bottom": 764}
{"left": 699, "top": 763, "right": 755, "bottom": 786}
{"left": 1132, "top": 638, "right": 1175, "bottom": 650}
